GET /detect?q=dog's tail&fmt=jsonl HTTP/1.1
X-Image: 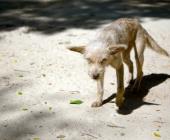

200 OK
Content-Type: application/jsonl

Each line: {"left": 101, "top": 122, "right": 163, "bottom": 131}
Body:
{"left": 143, "top": 28, "right": 169, "bottom": 57}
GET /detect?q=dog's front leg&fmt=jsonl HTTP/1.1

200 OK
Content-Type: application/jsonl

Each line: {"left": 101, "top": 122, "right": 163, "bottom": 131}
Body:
{"left": 91, "top": 75, "right": 104, "bottom": 107}
{"left": 116, "top": 64, "right": 125, "bottom": 108}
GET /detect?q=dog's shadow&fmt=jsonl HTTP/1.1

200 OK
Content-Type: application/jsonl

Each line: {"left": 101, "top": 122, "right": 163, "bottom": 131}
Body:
{"left": 103, "top": 73, "right": 170, "bottom": 115}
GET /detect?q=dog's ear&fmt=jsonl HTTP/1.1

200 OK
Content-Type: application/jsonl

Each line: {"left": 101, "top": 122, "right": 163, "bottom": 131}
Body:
{"left": 108, "top": 44, "right": 127, "bottom": 55}
{"left": 68, "top": 46, "right": 85, "bottom": 54}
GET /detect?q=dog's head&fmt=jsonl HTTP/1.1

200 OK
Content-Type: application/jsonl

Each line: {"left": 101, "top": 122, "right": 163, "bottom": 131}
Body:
{"left": 68, "top": 41, "right": 126, "bottom": 80}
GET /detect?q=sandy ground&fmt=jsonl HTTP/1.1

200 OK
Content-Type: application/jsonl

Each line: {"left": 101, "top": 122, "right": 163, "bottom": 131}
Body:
{"left": 0, "top": 18, "right": 170, "bottom": 140}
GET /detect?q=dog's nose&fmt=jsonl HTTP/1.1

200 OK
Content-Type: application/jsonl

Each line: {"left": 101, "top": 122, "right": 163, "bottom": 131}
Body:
{"left": 92, "top": 74, "right": 100, "bottom": 80}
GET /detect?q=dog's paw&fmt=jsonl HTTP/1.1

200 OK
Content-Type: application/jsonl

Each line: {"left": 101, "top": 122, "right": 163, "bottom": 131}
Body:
{"left": 116, "top": 96, "right": 125, "bottom": 108}
{"left": 91, "top": 101, "right": 102, "bottom": 107}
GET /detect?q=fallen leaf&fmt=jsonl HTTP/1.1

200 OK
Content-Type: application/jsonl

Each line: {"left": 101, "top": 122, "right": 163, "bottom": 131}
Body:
{"left": 22, "top": 108, "right": 28, "bottom": 111}
{"left": 17, "top": 91, "right": 23, "bottom": 95}
{"left": 153, "top": 131, "right": 161, "bottom": 138}
{"left": 18, "top": 75, "right": 24, "bottom": 77}
{"left": 70, "top": 99, "right": 83, "bottom": 104}
{"left": 57, "top": 134, "right": 65, "bottom": 139}
{"left": 33, "top": 138, "right": 40, "bottom": 140}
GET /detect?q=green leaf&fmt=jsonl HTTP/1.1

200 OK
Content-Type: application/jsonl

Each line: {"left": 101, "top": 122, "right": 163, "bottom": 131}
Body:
{"left": 33, "top": 138, "right": 40, "bottom": 140}
{"left": 22, "top": 108, "right": 28, "bottom": 111}
{"left": 153, "top": 131, "right": 161, "bottom": 138}
{"left": 70, "top": 99, "right": 83, "bottom": 104}
{"left": 17, "top": 91, "right": 23, "bottom": 95}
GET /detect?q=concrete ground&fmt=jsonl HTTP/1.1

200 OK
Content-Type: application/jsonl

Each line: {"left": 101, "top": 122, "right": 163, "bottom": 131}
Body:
{"left": 0, "top": 1, "right": 170, "bottom": 140}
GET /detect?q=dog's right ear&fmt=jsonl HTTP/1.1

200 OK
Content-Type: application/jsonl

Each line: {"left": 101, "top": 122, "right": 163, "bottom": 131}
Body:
{"left": 68, "top": 46, "right": 85, "bottom": 54}
{"left": 108, "top": 44, "right": 127, "bottom": 55}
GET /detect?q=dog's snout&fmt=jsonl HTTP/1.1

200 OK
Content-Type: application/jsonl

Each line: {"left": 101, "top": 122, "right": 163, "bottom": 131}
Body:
{"left": 92, "top": 73, "right": 100, "bottom": 80}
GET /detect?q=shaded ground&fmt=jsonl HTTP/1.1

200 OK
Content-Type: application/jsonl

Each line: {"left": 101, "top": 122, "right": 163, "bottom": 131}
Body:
{"left": 0, "top": 0, "right": 170, "bottom": 34}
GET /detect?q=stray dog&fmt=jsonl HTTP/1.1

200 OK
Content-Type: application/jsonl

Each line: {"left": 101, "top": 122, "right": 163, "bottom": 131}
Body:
{"left": 68, "top": 18, "right": 169, "bottom": 108}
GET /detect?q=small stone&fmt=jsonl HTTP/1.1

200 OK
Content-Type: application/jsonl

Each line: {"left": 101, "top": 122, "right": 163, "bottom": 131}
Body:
{"left": 120, "top": 132, "right": 125, "bottom": 136}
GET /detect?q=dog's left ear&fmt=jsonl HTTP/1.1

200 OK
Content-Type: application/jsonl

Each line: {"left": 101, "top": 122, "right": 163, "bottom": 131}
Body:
{"left": 108, "top": 44, "right": 127, "bottom": 55}
{"left": 68, "top": 46, "right": 85, "bottom": 54}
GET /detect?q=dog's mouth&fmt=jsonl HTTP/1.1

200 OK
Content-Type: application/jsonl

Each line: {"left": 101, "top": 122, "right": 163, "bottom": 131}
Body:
{"left": 92, "top": 77, "right": 99, "bottom": 80}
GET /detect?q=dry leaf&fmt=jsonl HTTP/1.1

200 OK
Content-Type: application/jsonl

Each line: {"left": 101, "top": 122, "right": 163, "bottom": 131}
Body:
{"left": 22, "top": 108, "right": 28, "bottom": 111}
{"left": 57, "top": 135, "right": 65, "bottom": 138}
{"left": 153, "top": 131, "right": 161, "bottom": 138}
{"left": 33, "top": 138, "right": 40, "bottom": 140}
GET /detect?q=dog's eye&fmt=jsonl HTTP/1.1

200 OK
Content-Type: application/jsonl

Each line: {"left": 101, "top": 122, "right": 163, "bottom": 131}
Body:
{"left": 87, "top": 58, "right": 92, "bottom": 64}
{"left": 100, "top": 58, "right": 107, "bottom": 64}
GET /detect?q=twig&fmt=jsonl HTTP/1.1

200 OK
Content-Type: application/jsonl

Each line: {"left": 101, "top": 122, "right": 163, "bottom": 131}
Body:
{"left": 56, "top": 90, "right": 80, "bottom": 94}
{"left": 81, "top": 133, "right": 98, "bottom": 139}
{"left": 14, "top": 69, "right": 30, "bottom": 73}
{"left": 107, "top": 124, "right": 125, "bottom": 129}
{"left": 153, "top": 121, "right": 166, "bottom": 124}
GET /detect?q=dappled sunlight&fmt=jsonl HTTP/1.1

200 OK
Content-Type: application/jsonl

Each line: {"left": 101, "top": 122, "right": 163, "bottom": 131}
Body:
{"left": 0, "top": 0, "right": 170, "bottom": 34}
{"left": 0, "top": 0, "right": 170, "bottom": 139}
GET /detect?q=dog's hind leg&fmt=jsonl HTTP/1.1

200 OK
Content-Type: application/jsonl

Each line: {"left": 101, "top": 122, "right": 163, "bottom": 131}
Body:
{"left": 133, "top": 34, "right": 145, "bottom": 90}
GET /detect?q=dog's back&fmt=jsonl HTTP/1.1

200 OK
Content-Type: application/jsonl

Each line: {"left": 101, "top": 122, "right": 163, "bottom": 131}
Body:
{"left": 98, "top": 18, "right": 140, "bottom": 46}
{"left": 97, "top": 18, "right": 169, "bottom": 57}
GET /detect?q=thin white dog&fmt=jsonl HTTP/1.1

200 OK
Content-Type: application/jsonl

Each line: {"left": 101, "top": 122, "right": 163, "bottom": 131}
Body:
{"left": 68, "top": 18, "right": 169, "bottom": 108}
